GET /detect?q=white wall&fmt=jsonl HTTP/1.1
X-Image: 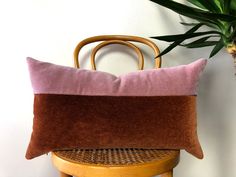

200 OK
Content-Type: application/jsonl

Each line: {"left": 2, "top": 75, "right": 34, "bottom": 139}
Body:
{"left": 0, "top": 0, "right": 235, "bottom": 177}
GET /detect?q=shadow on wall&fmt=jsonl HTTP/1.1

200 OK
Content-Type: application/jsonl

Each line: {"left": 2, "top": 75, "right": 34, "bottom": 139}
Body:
{"left": 197, "top": 52, "right": 236, "bottom": 177}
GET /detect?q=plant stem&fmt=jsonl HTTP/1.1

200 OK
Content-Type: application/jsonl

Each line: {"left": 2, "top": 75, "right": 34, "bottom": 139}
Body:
{"left": 226, "top": 43, "right": 236, "bottom": 75}
{"left": 233, "top": 54, "right": 236, "bottom": 76}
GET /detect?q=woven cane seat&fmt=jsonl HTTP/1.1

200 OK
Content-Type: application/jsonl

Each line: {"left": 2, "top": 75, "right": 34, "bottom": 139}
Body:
{"left": 52, "top": 149, "right": 180, "bottom": 177}
{"left": 53, "top": 148, "right": 179, "bottom": 166}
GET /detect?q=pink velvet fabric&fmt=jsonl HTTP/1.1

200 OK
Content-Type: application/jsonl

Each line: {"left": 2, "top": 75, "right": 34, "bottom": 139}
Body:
{"left": 27, "top": 57, "right": 207, "bottom": 96}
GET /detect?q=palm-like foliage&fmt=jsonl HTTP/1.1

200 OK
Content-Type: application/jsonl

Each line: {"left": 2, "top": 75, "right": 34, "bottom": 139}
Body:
{"left": 150, "top": 0, "right": 236, "bottom": 59}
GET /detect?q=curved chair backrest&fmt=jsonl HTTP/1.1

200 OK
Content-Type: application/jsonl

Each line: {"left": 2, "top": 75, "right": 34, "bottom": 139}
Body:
{"left": 73, "top": 35, "right": 161, "bottom": 70}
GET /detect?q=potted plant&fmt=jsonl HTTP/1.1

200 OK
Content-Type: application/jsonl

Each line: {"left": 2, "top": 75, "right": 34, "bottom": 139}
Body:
{"left": 150, "top": 0, "right": 236, "bottom": 74}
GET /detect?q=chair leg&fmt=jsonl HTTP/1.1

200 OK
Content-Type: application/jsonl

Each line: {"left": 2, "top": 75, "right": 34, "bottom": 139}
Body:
{"left": 161, "top": 169, "right": 173, "bottom": 177}
{"left": 60, "top": 171, "right": 72, "bottom": 177}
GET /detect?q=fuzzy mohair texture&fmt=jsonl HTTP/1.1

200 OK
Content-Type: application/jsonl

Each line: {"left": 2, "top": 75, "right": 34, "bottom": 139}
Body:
{"left": 25, "top": 57, "right": 207, "bottom": 159}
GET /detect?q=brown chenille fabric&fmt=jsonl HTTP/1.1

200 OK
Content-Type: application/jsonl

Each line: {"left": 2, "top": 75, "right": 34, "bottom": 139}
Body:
{"left": 25, "top": 94, "right": 203, "bottom": 159}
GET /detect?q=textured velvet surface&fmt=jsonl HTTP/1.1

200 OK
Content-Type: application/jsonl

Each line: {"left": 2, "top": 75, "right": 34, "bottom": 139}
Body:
{"left": 26, "top": 57, "right": 206, "bottom": 160}
{"left": 25, "top": 94, "right": 203, "bottom": 159}
{"left": 27, "top": 57, "right": 207, "bottom": 96}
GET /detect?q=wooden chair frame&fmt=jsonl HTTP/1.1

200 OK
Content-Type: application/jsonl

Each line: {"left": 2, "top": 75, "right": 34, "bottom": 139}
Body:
{"left": 52, "top": 35, "right": 179, "bottom": 177}
{"left": 73, "top": 35, "right": 162, "bottom": 69}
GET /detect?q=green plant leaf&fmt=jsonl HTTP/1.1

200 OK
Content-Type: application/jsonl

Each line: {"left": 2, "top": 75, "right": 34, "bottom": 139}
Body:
{"left": 231, "top": 10, "right": 236, "bottom": 16}
{"left": 229, "top": 22, "right": 236, "bottom": 40}
{"left": 155, "top": 23, "right": 203, "bottom": 58}
{"left": 231, "top": 0, "right": 236, "bottom": 10}
{"left": 209, "top": 38, "right": 225, "bottom": 57}
{"left": 156, "top": 41, "right": 181, "bottom": 58}
{"left": 180, "top": 22, "right": 200, "bottom": 26}
{"left": 180, "top": 36, "right": 218, "bottom": 47}
{"left": 185, "top": 36, "right": 213, "bottom": 43}
{"left": 180, "top": 35, "right": 219, "bottom": 48}
{"left": 179, "top": 16, "right": 220, "bottom": 29}
{"left": 214, "top": 0, "right": 224, "bottom": 12}
{"left": 187, "top": 0, "right": 222, "bottom": 12}
{"left": 152, "top": 31, "right": 222, "bottom": 42}
{"left": 223, "top": 0, "right": 231, "bottom": 14}
{"left": 231, "top": 1, "right": 236, "bottom": 15}
{"left": 181, "top": 20, "right": 220, "bottom": 29}
{"left": 186, "top": 0, "right": 206, "bottom": 10}
{"left": 182, "top": 41, "right": 219, "bottom": 48}
{"left": 150, "top": 0, "right": 236, "bottom": 22}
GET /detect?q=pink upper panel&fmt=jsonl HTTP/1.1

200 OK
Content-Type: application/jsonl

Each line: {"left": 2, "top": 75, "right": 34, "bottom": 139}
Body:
{"left": 27, "top": 57, "right": 207, "bottom": 96}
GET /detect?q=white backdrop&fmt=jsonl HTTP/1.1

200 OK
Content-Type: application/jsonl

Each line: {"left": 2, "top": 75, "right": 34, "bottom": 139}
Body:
{"left": 0, "top": 0, "right": 235, "bottom": 177}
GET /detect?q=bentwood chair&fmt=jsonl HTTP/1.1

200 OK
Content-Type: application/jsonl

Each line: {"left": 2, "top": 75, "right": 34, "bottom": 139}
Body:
{"left": 51, "top": 35, "right": 180, "bottom": 177}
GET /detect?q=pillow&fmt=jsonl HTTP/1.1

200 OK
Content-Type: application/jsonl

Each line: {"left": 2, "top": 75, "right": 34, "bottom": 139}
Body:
{"left": 26, "top": 57, "right": 207, "bottom": 160}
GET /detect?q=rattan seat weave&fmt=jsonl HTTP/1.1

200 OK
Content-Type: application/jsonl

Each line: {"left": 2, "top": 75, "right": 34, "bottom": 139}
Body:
{"left": 54, "top": 149, "right": 179, "bottom": 166}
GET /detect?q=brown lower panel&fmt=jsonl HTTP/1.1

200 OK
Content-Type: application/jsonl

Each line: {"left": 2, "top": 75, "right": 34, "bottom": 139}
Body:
{"left": 26, "top": 94, "right": 203, "bottom": 159}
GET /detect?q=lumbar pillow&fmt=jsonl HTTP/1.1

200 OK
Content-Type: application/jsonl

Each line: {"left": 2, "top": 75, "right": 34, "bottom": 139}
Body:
{"left": 26, "top": 57, "right": 207, "bottom": 159}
